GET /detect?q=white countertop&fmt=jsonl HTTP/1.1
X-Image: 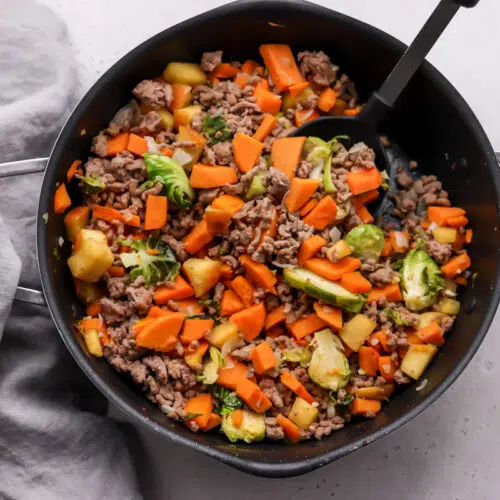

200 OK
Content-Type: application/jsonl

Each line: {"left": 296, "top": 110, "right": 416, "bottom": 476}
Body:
{"left": 38, "top": 0, "right": 500, "bottom": 498}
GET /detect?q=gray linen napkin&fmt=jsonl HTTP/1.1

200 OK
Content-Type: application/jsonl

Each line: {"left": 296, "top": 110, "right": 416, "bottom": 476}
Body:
{"left": 0, "top": 1, "right": 142, "bottom": 498}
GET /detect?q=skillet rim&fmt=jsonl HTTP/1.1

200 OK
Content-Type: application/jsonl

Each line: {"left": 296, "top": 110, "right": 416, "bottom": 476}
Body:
{"left": 36, "top": 0, "right": 500, "bottom": 477}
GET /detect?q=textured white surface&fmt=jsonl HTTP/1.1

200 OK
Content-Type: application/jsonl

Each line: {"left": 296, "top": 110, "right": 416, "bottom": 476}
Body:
{"left": 37, "top": 0, "right": 500, "bottom": 498}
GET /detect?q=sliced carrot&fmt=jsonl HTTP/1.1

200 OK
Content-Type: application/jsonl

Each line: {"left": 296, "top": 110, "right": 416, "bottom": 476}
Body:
{"left": 369, "top": 330, "right": 390, "bottom": 353}
{"left": 452, "top": 231, "right": 466, "bottom": 252}
{"left": 241, "top": 60, "right": 261, "bottom": 75}
{"left": 271, "top": 136, "right": 306, "bottom": 179}
{"left": 54, "top": 184, "right": 72, "bottom": 214}
{"left": 302, "top": 195, "right": 338, "bottom": 230}
{"left": 86, "top": 300, "right": 102, "bottom": 317}
{"left": 340, "top": 271, "right": 372, "bottom": 294}
{"left": 108, "top": 266, "right": 125, "bottom": 277}
{"left": 354, "top": 189, "right": 380, "bottom": 206}
{"left": 299, "top": 198, "right": 318, "bottom": 217}
{"left": 440, "top": 252, "right": 471, "bottom": 278}
{"left": 231, "top": 409, "right": 244, "bottom": 428}
{"left": 257, "top": 207, "right": 278, "bottom": 248}
{"left": 254, "top": 86, "right": 282, "bottom": 114}
{"left": 421, "top": 219, "right": 431, "bottom": 230}
{"left": 284, "top": 177, "right": 321, "bottom": 213}
{"left": 297, "top": 235, "right": 327, "bottom": 267}
{"left": 236, "top": 376, "right": 272, "bottom": 413}
{"left": 331, "top": 98, "right": 347, "bottom": 116}
{"left": 317, "top": 87, "right": 337, "bottom": 112}
{"left": 153, "top": 275, "right": 194, "bottom": 304}
{"left": 447, "top": 215, "right": 469, "bottom": 228}
{"left": 220, "top": 290, "right": 245, "bottom": 316}
{"left": 259, "top": 44, "right": 304, "bottom": 91}
{"left": 358, "top": 346, "right": 380, "bottom": 376}
{"left": 239, "top": 255, "right": 278, "bottom": 292}
{"left": 127, "top": 133, "right": 149, "bottom": 156}
{"left": 183, "top": 219, "right": 214, "bottom": 255}
{"left": 378, "top": 356, "right": 397, "bottom": 382}
{"left": 253, "top": 114, "right": 277, "bottom": 142}
{"left": 144, "top": 195, "right": 168, "bottom": 230}
{"left": 184, "top": 394, "right": 213, "bottom": 430}
{"left": 367, "top": 284, "right": 403, "bottom": 304}
{"left": 346, "top": 168, "right": 382, "bottom": 195}
{"left": 313, "top": 302, "right": 343, "bottom": 331}
{"left": 304, "top": 257, "right": 361, "bottom": 281}
{"left": 219, "top": 264, "right": 234, "bottom": 281}
{"left": 350, "top": 398, "right": 381, "bottom": 416}
{"left": 355, "top": 204, "right": 374, "bottom": 224}
{"left": 232, "top": 133, "right": 264, "bottom": 174}
{"left": 294, "top": 108, "right": 320, "bottom": 127}
{"left": 147, "top": 305, "right": 172, "bottom": 318}
{"left": 288, "top": 81, "right": 309, "bottom": 97}
{"left": 455, "top": 276, "right": 467, "bottom": 286}
{"left": 254, "top": 78, "right": 270, "bottom": 91}
{"left": 106, "top": 132, "right": 129, "bottom": 156}
{"left": 276, "top": 414, "right": 301, "bottom": 443}
{"left": 280, "top": 370, "right": 315, "bottom": 404}
{"left": 230, "top": 302, "right": 266, "bottom": 341}
{"left": 217, "top": 358, "right": 248, "bottom": 389}
{"left": 230, "top": 275, "right": 255, "bottom": 308}
{"left": 266, "top": 325, "right": 286, "bottom": 338}
{"left": 250, "top": 341, "right": 277, "bottom": 374}
{"left": 427, "top": 206, "right": 466, "bottom": 227}
{"left": 190, "top": 164, "right": 238, "bottom": 188}
{"left": 212, "top": 63, "right": 238, "bottom": 79}
{"left": 66, "top": 160, "right": 82, "bottom": 182}
{"left": 135, "top": 312, "right": 185, "bottom": 351}
{"left": 171, "top": 83, "right": 192, "bottom": 110}
{"left": 203, "top": 412, "right": 222, "bottom": 431}
{"left": 287, "top": 313, "right": 327, "bottom": 340}
{"left": 465, "top": 228, "right": 473, "bottom": 244}
{"left": 160, "top": 147, "right": 174, "bottom": 157}
{"left": 264, "top": 305, "right": 286, "bottom": 330}
{"left": 344, "top": 107, "right": 362, "bottom": 117}
{"left": 235, "top": 73, "right": 250, "bottom": 88}
{"left": 180, "top": 318, "right": 214, "bottom": 344}
{"left": 92, "top": 205, "right": 140, "bottom": 228}
{"left": 381, "top": 238, "right": 393, "bottom": 257}
{"left": 416, "top": 322, "right": 444, "bottom": 346}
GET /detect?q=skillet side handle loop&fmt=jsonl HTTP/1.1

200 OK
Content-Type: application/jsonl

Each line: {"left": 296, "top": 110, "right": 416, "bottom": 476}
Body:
{"left": 452, "top": 0, "right": 479, "bottom": 6}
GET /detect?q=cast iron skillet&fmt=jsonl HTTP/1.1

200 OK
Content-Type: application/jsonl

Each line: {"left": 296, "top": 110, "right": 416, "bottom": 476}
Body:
{"left": 36, "top": 0, "right": 500, "bottom": 477}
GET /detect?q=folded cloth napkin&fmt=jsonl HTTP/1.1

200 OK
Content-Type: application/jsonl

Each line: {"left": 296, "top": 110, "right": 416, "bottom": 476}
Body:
{"left": 0, "top": 1, "right": 142, "bottom": 498}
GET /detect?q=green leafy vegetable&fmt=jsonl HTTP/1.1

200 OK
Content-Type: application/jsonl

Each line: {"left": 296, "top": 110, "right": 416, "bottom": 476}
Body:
{"left": 381, "top": 170, "right": 390, "bottom": 191}
{"left": 143, "top": 153, "right": 194, "bottom": 209}
{"left": 211, "top": 384, "right": 244, "bottom": 416}
{"left": 78, "top": 175, "right": 106, "bottom": 194}
{"left": 344, "top": 224, "right": 385, "bottom": 261}
{"left": 202, "top": 115, "right": 233, "bottom": 145}
{"left": 400, "top": 248, "right": 445, "bottom": 311}
{"left": 328, "top": 391, "right": 353, "bottom": 406}
{"left": 382, "top": 308, "right": 410, "bottom": 326}
{"left": 196, "top": 346, "right": 225, "bottom": 385}
{"left": 280, "top": 347, "right": 312, "bottom": 368}
{"left": 119, "top": 235, "right": 180, "bottom": 286}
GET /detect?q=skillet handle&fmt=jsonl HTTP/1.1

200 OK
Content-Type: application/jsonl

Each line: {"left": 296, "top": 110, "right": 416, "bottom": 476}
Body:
{"left": 0, "top": 157, "right": 49, "bottom": 306}
{"left": 452, "top": 0, "right": 479, "bottom": 6}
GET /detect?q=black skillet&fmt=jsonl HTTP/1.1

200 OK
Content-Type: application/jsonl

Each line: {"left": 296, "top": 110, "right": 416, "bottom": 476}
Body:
{"left": 3, "top": 0, "right": 499, "bottom": 478}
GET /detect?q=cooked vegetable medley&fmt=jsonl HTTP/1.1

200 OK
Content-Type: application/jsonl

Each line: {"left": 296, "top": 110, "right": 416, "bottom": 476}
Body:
{"left": 55, "top": 46, "right": 473, "bottom": 443}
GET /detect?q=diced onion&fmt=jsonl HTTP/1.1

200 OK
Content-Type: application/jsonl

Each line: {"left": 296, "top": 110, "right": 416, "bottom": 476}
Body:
{"left": 145, "top": 136, "right": 161, "bottom": 153}
{"left": 58, "top": 236, "right": 64, "bottom": 247}
{"left": 394, "top": 231, "right": 409, "bottom": 249}
{"left": 172, "top": 148, "right": 193, "bottom": 167}
{"left": 416, "top": 378, "right": 428, "bottom": 392}
{"left": 329, "top": 227, "right": 341, "bottom": 244}
{"left": 221, "top": 338, "right": 243, "bottom": 359}
{"left": 309, "top": 164, "right": 324, "bottom": 179}
{"left": 326, "top": 403, "right": 337, "bottom": 418}
{"left": 428, "top": 222, "right": 438, "bottom": 231}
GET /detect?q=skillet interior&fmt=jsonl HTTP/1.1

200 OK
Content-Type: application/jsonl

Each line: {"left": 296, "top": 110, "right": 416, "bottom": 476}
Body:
{"left": 37, "top": 0, "right": 500, "bottom": 477}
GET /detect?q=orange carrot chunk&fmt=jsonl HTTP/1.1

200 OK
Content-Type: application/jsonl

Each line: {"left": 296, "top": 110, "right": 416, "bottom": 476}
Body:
{"left": 220, "top": 289, "right": 245, "bottom": 316}
{"left": 230, "top": 302, "right": 266, "bottom": 342}
{"left": 358, "top": 346, "right": 380, "bottom": 376}
{"left": 313, "top": 302, "right": 343, "bottom": 331}
{"left": 190, "top": 164, "right": 238, "bottom": 188}
{"left": 54, "top": 184, "right": 72, "bottom": 214}
{"left": 236, "top": 376, "right": 272, "bottom": 413}
{"left": 355, "top": 205, "right": 374, "bottom": 224}
{"left": 239, "top": 255, "right": 278, "bottom": 292}
{"left": 367, "top": 284, "right": 403, "bottom": 304}
{"left": 440, "top": 252, "right": 471, "bottom": 278}
{"left": 378, "top": 356, "right": 397, "bottom": 382}
{"left": 465, "top": 228, "right": 473, "bottom": 244}
{"left": 183, "top": 219, "right": 214, "bottom": 255}
{"left": 302, "top": 195, "right": 338, "bottom": 230}
{"left": 231, "top": 409, "right": 244, "bottom": 428}
{"left": 233, "top": 133, "right": 264, "bottom": 173}
{"left": 253, "top": 114, "right": 277, "bottom": 142}
{"left": 280, "top": 370, "right": 315, "bottom": 404}
{"left": 254, "top": 86, "right": 282, "bottom": 114}
{"left": 350, "top": 398, "right": 381, "bottom": 416}
{"left": 153, "top": 275, "right": 194, "bottom": 304}
{"left": 294, "top": 108, "right": 320, "bottom": 127}
{"left": 317, "top": 87, "right": 337, "bottom": 112}
{"left": 250, "top": 341, "right": 277, "bottom": 374}
{"left": 447, "top": 215, "right": 469, "bottom": 228}
{"left": 288, "top": 81, "right": 309, "bottom": 97}
{"left": 299, "top": 198, "right": 319, "bottom": 217}
{"left": 212, "top": 63, "right": 239, "bottom": 79}
{"left": 180, "top": 318, "right": 214, "bottom": 344}
{"left": 276, "top": 414, "right": 301, "bottom": 443}
{"left": 346, "top": 168, "right": 382, "bottom": 195}
{"left": 230, "top": 275, "right": 255, "bottom": 308}
{"left": 66, "top": 160, "right": 82, "bottom": 182}
{"left": 304, "top": 257, "right": 362, "bottom": 281}
{"left": 144, "top": 195, "right": 168, "bottom": 230}
{"left": 108, "top": 266, "right": 125, "bottom": 277}
{"left": 135, "top": 312, "right": 185, "bottom": 351}
{"left": 106, "top": 132, "right": 130, "bottom": 156}
{"left": 427, "top": 206, "right": 466, "bottom": 226}
{"left": 287, "top": 313, "right": 327, "bottom": 340}
{"left": 297, "top": 235, "right": 327, "bottom": 267}
{"left": 259, "top": 44, "right": 305, "bottom": 91}
{"left": 217, "top": 358, "right": 248, "bottom": 389}
{"left": 92, "top": 205, "right": 141, "bottom": 228}
{"left": 340, "top": 271, "right": 372, "bottom": 294}
{"left": 203, "top": 412, "right": 222, "bottom": 431}
{"left": 184, "top": 394, "right": 213, "bottom": 430}
{"left": 415, "top": 322, "right": 444, "bottom": 345}
{"left": 271, "top": 136, "right": 306, "bottom": 179}
{"left": 264, "top": 305, "right": 286, "bottom": 330}
{"left": 284, "top": 177, "right": 321, "bottom": 213}
{"left": 127, "top": 133, "right": 149, "bottom": 156}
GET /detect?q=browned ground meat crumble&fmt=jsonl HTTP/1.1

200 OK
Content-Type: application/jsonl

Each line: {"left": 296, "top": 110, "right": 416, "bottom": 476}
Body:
{"left": 68, "top": 48, "right": 469, "bottom": 444}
